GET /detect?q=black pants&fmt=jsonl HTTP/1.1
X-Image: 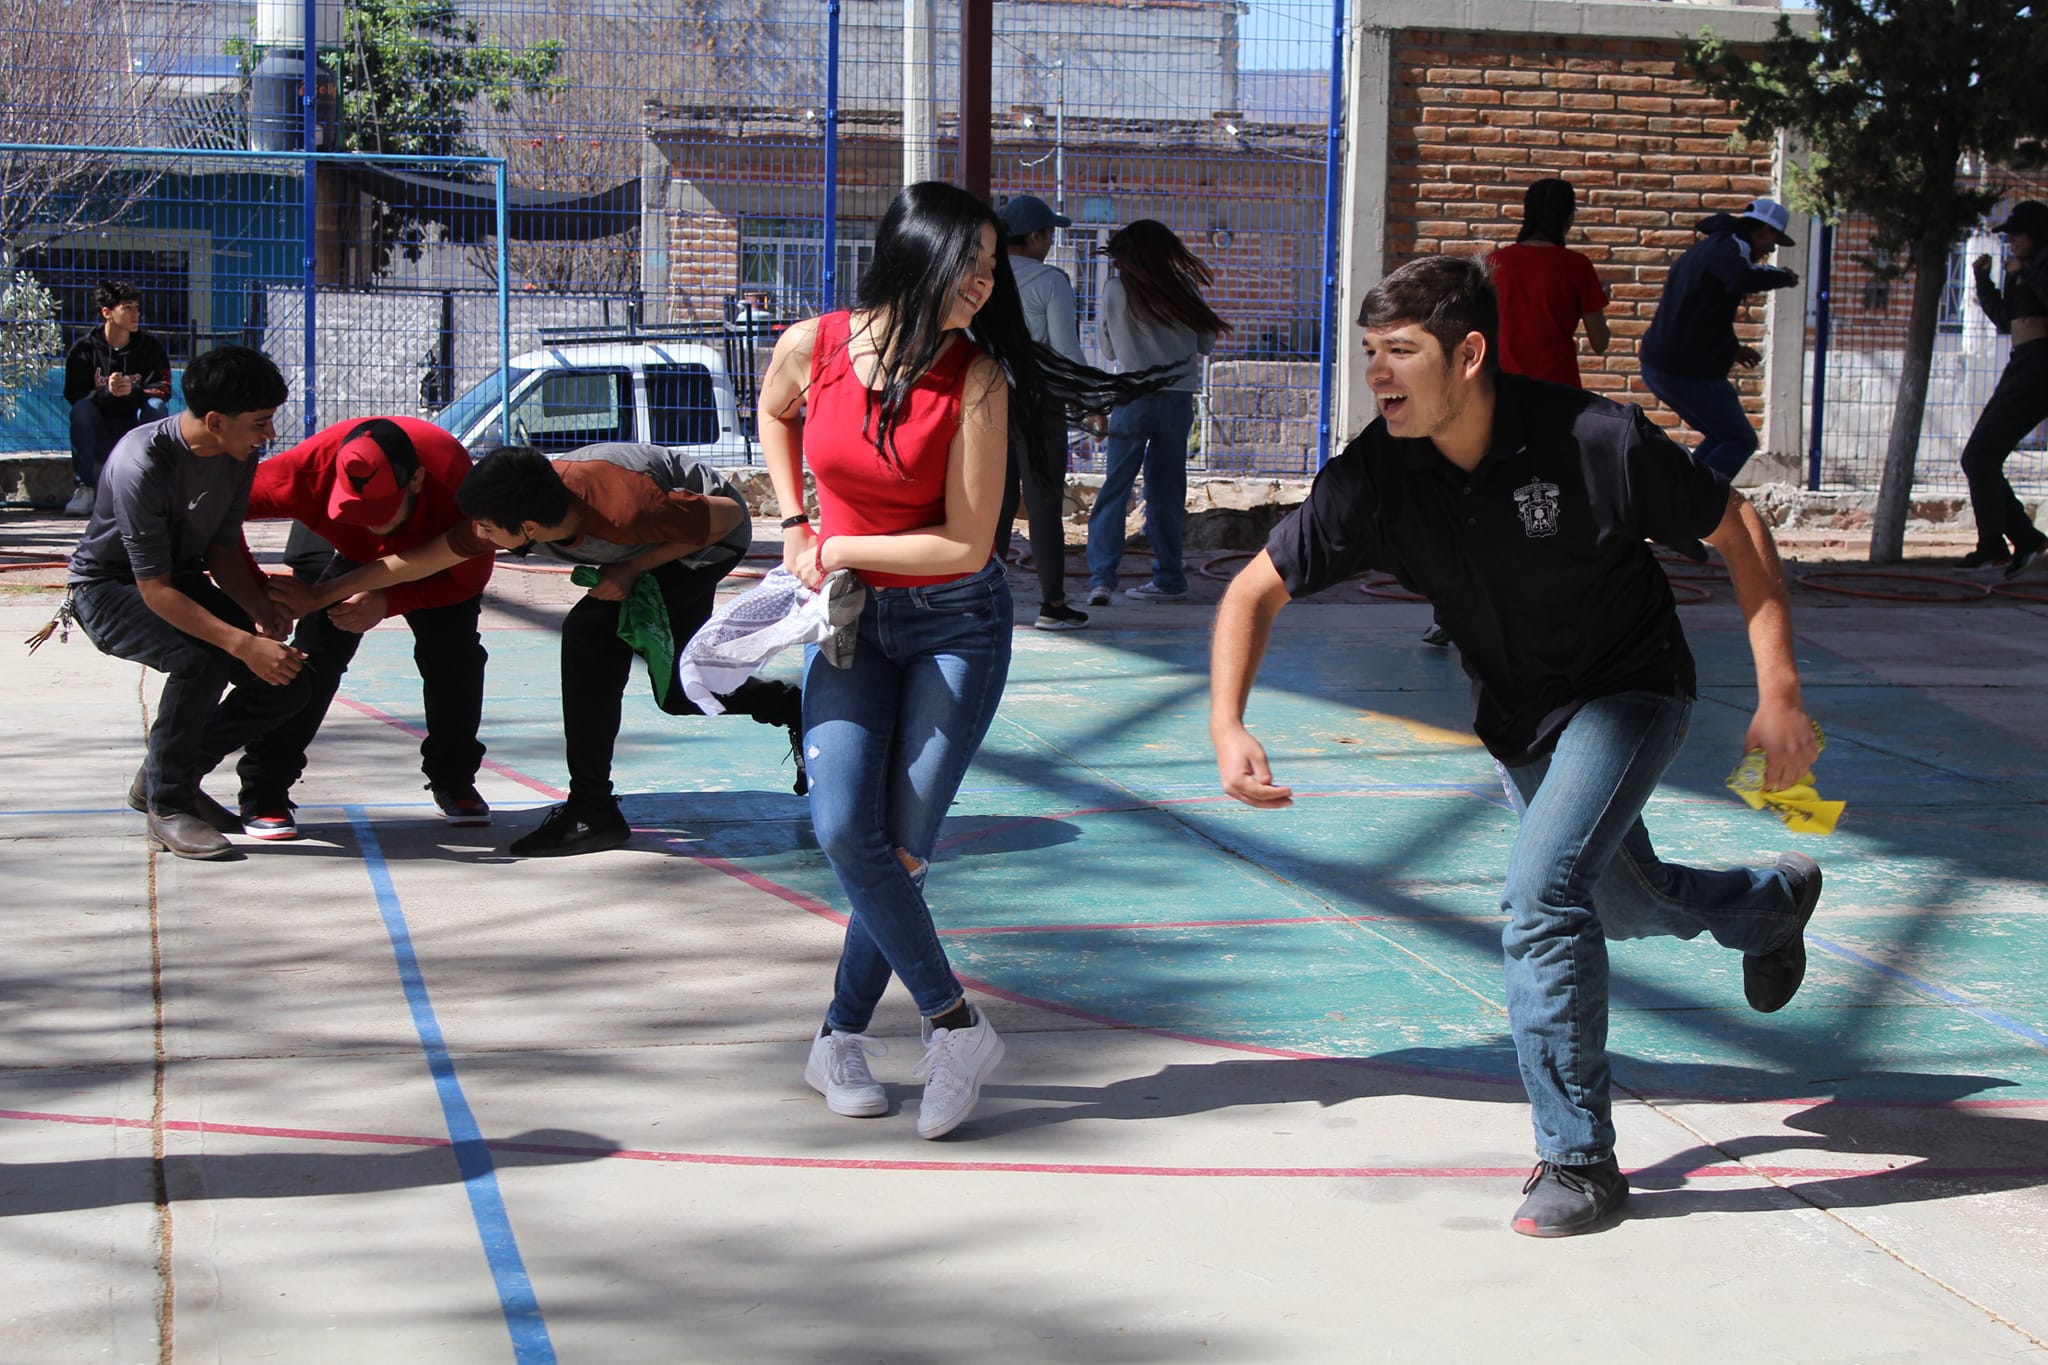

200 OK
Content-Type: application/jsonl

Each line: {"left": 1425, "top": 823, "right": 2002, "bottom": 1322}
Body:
{"left": 1961, "top": 338, "right": 2048, "bottom": 554}
{"left": 1000, "top": 406, "right": 1072, "bottom": 605}
{"left": 236, "top": 527, "right": 488, "bottom": 804}
{"left": 70, "top": 396, "right": 152, "bottom": 486}
{"left": 71, "top": 575, "right": 313, "bottom": 814}
{"left": 559, "top": 559, "right": 802, "bottom": 807}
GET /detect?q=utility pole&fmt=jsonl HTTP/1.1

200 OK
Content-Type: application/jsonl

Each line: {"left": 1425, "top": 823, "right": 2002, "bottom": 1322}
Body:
{"left": 959, "top": 0, "right": 992, "bottom": 197}
{"left": 904, "top": 0, "right": 936, "bottom": 184}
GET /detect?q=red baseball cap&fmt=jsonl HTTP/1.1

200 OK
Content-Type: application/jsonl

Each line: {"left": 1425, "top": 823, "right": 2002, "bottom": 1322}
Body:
{"left": 327, "top": 422, "right": 411, "bottom": 527}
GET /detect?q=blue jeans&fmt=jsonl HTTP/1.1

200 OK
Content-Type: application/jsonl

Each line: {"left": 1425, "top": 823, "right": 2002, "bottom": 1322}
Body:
{"left": 1086, "top": 390, "right": 1196, "bottom": 595}
{"left": 1640, "top": 363, "right": 1757, "bottom": 480}
{"left": 803, "top": 559, "right": 1013, "bottom": 1032}
{"left": 1496, "top": 691, "right": 1803, "bottom": 1164}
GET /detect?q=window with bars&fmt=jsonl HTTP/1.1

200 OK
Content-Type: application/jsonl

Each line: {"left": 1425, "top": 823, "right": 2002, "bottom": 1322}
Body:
{"left": 739, "top": 218, "right": 875, "bottom": 316}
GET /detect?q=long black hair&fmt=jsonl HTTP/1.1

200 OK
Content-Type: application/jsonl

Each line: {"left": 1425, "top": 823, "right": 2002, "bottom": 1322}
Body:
{"left": 848, "top": 181, "right": 1178, "bottom": 477}
{"left": 1516, "top": 178, "right": 1577, "bottom": 245}
{"left": 1103, "top": 219, "right": 1231, "bottom": 336}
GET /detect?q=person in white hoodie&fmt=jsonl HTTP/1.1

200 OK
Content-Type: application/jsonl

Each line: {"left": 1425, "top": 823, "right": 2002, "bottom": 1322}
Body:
{"left": 997, "top": 193, "right": 1091, "bottom": 629}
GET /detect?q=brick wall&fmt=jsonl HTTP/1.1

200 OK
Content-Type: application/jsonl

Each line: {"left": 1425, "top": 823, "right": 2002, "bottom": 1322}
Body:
{"left": 1386, "top": 30, "right": 1779, "bottom": 439}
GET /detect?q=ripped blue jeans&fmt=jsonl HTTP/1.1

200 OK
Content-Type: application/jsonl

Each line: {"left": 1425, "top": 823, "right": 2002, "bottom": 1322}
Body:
{"left": 802, "top": 559, "right": 1013, "bottom": 1032}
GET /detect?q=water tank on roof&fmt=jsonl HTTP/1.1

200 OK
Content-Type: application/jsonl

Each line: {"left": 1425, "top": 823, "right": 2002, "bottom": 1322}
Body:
{"left": 247, "top": 49, "right": 337, "bottom": 153}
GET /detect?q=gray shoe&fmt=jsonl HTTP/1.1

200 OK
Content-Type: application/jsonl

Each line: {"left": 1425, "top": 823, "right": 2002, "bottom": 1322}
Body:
{"left": 128, "top": 768, "right": 241, "bottom": 835}
{"left": 146, "top": 810, "right": 233, "bottom": 860}
{"left": 1745, "top": 853, "right": 1822, "bottom": 1013}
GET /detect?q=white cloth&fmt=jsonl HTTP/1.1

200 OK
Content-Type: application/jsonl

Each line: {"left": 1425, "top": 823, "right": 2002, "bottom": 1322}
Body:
{"left": 677, "top": 567, "right": 864, "bottom": 713}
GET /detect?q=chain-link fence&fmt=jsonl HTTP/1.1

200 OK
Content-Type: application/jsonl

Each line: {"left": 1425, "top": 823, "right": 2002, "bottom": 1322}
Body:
{"left": 2, "top": 0, "right": 2036, "bottom": 490}
{"left": 1805, "top": 171, "right": 2048, "bottom": 495}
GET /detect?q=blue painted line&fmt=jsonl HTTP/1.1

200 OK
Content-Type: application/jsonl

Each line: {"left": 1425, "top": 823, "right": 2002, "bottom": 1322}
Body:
{"left": 1809, "top": 931, "right": 2048, "bottom": 1052}
{"left": 346, "top": 806, "right": 557, "bottom": 1364}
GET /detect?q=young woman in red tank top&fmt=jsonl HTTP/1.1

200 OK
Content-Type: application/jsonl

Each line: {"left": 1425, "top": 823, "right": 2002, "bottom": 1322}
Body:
{"left": 755, "top": 184, "right": 1045, "bottom": 1139}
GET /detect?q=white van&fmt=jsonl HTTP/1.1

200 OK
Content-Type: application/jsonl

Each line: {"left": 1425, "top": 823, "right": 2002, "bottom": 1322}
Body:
{"left": 431, "top": 336, "right": 759, "bottom": 466}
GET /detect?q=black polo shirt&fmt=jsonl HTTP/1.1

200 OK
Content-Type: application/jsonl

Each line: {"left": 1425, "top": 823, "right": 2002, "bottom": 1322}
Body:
{"left": 1266, "top": 373, "right": 1731, "bottom": 766}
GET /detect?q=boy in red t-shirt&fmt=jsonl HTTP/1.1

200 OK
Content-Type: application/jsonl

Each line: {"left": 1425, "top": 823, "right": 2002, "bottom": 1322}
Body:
{"left": 237, "top": 416, "right": 492, "bottom": 839}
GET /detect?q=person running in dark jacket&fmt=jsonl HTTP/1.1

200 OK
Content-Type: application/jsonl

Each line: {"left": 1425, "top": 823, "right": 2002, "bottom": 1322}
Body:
{"left": 1639, "top": 199, "right": 1801, "bottom": 481}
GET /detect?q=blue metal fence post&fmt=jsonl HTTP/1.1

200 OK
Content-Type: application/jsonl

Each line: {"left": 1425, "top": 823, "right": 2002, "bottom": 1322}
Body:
{"left": 496, "top": 162, "right": 513, "bottom": 446}
{"left": 1807, "top": 221, "right": 1834, "bottom": 491}
{"left": 823, "top": 0, "right": 841, "bottom": 312}
{"left": 300, "top": 0, "right": 320, "bottom": 438}
{"left": 1314, "top": 0, "right": 1348, "bottom": 468}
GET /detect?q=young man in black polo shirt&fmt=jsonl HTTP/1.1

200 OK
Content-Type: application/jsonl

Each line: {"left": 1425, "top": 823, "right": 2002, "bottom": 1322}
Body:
{"left": 1209, "top": 255, "right": 1825, "bottom": 1238}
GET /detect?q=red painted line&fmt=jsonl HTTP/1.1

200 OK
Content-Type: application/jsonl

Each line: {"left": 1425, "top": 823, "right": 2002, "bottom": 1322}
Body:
{"left": 685, "top": 854, "right": 848, "bottom": 924}
{"left": 8, "top": 1108, "right": 2045, "bottom": 1182}
{"left": 333, "top": 698, "right": 565, "bottom": 799}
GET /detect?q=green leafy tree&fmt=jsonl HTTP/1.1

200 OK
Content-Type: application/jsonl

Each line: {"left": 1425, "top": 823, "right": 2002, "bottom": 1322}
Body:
{"left": 327, "top": 0, "right": 564, "bottom": 160}
{"left": 232, "top": 0, "right": 564, "bottom": 272}
{"left": 1688, "top": 0, "right": 2048, "bottom": 562}
{"left": 0, "top": 266, "right": 63, "bottom": 422}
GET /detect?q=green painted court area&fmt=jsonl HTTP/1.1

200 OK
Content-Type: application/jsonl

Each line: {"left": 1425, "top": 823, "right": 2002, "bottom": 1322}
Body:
{"left": 339, "top": 599, "right": 2048, "bottom": 1109}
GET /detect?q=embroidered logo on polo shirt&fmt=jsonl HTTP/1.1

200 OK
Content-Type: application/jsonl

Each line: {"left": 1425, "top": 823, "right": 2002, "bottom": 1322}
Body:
{"left": 1512, "top": 479, "right": 1562, "bottom": 538}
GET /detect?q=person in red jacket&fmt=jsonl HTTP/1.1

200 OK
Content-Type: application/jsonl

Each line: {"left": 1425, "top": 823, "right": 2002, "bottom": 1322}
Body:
{"left": 235, "top": 416, "right": 492, "bottom": 839}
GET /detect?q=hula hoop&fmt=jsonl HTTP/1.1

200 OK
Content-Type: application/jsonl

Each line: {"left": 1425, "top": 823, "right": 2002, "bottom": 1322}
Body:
{"left": 1797, "top": 570, "right": 1991, "bottom": 603}
{"left": 1198, "top": 550, "right": 1258, "bottom": 580}
{"left": 1989, "top": 579, "right": 2048, "bottom": 603}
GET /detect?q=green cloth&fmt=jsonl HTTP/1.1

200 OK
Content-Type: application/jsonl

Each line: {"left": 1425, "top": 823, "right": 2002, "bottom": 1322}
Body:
{"left": 570, "top": 565, "right": 676, "bottom": 707}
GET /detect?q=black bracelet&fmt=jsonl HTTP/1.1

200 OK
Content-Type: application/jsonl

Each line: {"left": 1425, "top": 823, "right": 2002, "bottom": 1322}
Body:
{"left": 780, "top": 514, "right": 811, "bottom": 529}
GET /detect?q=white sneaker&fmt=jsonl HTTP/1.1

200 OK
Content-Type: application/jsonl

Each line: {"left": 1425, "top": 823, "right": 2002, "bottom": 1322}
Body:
{"left": 804, "top": 1031, "right": 888, "bottom": 1117}
{"left": 1084, "top": 586, "right": 1111, "bottom": 607}
{"left": 1123, "top": 581, "right": 1188, "bottom": 603}
{"left": 913, "top": 1007, "right": 1005, "bottom": 1139}
{"left": 63, "top": 485, "right": 94, "bottom": 517}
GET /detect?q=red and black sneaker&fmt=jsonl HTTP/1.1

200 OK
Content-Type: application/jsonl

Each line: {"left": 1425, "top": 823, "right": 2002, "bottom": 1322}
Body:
{"left": 430, "top": 782, "right": 492, "bottom": 826}
{"left": 240, "top": 800, "right": 299, "bottom": 841}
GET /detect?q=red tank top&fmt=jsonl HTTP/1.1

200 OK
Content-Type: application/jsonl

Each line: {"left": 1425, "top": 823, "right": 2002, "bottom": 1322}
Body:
{"left": 805, "top": 310, "right": 990, "bottom": 587}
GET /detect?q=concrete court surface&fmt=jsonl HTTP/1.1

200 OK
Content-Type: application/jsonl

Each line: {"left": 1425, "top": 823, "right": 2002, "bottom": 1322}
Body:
{"left": 3, "top": 512, "right": 2048, "bottom": 1364}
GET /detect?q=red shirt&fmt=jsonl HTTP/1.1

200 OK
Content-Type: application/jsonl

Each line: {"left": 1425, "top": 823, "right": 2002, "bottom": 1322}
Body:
{"left": 1488, "top": 243, "right": 1608, "bottom": 389}
{"left": 249, "top": 415, "right": 492, "bottom": 618}
{"left": 803, "top": 310, "right": 986, "bottom": 587}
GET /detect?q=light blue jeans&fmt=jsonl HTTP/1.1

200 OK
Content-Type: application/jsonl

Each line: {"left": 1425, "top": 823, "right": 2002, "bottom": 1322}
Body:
{"left": 1496, "top": 690, "right": 1803, "bottom": 1164}
{"left": 803, "top": 559, "right": 1013, "bottom": 1032}
{"left": 1086, "top": 390, "right": 1196, "bottom": 595}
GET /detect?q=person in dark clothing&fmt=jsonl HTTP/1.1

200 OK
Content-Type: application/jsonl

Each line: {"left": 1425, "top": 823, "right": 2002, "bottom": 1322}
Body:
{"left": 237, "top": 416, "right": 493, "bottom": 839}
{"left": 281, "top": 443, "right": 807, "bottom": 857}
{"left": 62, "top": 280, "right": 173, "bottom": 515}
{"left": 66, "top": 345, "right": 311, "bottom": 860}
{"left": 1211, "top": 255, "right": 1823, "bottom": 1238}
{"left": 1956, "top": 199, "right": 2048, "bottom": 576}
{"left": 1639, "top": 199, "right": 1802, "bottom": 481}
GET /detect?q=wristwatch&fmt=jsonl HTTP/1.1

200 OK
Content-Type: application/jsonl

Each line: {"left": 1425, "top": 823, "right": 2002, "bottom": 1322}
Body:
{"left": 780, "top": 514, "right": 811, "bottom": 529}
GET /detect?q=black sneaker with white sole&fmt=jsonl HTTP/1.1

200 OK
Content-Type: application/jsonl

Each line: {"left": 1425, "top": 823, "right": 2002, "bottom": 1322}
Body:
{"left": 1035, "top": 602, "right": 1089, "bottom": 630}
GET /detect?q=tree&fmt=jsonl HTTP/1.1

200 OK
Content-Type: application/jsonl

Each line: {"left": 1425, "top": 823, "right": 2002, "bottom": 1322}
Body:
{"left": 232, "top": 0, "right": 565, "bottom": 273}
{"left": 0, "top": 0, "right": 209, "bottom": 257}
{"left": 0, "top": 267, "right": 62, "bottom": 421}
{"left": 1688, "top": 0, "right": 2048, "bottom": 562}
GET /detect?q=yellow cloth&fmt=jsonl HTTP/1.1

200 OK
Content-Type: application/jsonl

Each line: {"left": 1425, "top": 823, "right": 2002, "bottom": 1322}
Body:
{"left": 1724, "top": 723, "right": 1844, "bottom": 835}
